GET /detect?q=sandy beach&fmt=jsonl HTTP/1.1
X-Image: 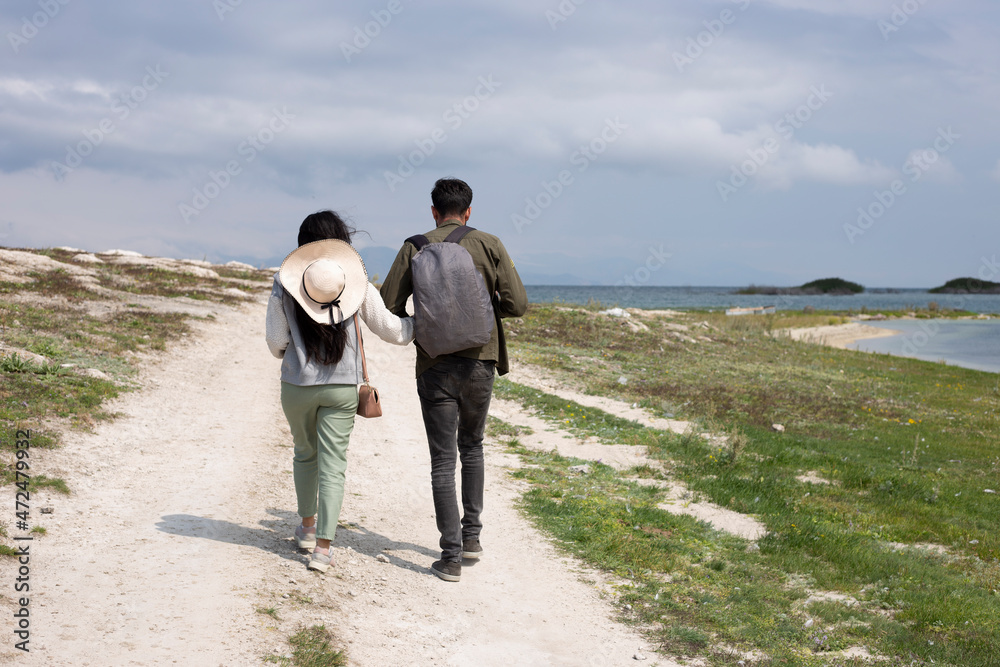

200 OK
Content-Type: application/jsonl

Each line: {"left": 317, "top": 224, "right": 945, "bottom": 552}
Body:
{"left": 782, "top": 322, "right": 902, "bottom": 349}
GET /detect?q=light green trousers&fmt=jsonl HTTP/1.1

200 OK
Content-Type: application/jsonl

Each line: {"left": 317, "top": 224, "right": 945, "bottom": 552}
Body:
{"left": 280, "top": 382, "right": 358, "bottom": 540}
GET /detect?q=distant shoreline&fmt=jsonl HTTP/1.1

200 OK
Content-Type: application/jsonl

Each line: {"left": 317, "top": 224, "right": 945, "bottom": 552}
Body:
{"left": 524, "top": 285, "right": 1000, "bottom": 315}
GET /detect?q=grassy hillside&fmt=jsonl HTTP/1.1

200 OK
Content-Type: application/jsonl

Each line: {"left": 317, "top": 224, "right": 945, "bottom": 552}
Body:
{"left": 498, "top": 304, "right": 1000, "bottom": 665}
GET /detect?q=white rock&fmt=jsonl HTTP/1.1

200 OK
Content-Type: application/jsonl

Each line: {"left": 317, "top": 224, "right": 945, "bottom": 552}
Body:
{"left": 804, "top": 619, "right": 814, "bottom": 628}
{"left": 985, "top": 489, "right": 996, "bottom": 494}
{"left": 376, "top": 554, "right": 390, "bottom": 563}
{"left": 599, "top": 307, "right": 631, "bottom": 318}
{"left": 225, "top": 260, "right": 257, "bottom": 271}
{"left": 568, "top": 464, "right": 592, "bottom": 475}
{"left": 180, "top": 259, "right": 215, "bottom": 268}
{"left": 82, "top": 368, "right": 111, "bottom": 380}
{"left": 101, "top": 249, "right": 144, "bottom": 257}
{"left": 181, "top": 266, "right": 220, "bottom": 279}
{"left": 771, "top": 424, "right": 785, "bottom": 433}
{"left": 55, "top": 246, "right": 84, "bottom": 253}
{"left": 73, "top": 253, "right": 104, "bottom": 264}
{"left": 633, "top": 653, "right": 647, "bottom": 661}
{"left": 618, "top": 376, "right": 628, "bottom": 385}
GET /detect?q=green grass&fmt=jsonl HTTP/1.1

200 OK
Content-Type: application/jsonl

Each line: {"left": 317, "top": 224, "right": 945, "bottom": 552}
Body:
{"left": 257, "top": 606, "right": 280, "bottom": 620}
{"left": 496, "top": 304, "right": 1000, "bottom": 665}
{"left": 264, "top": 625, "right": 347, "bottom": 667}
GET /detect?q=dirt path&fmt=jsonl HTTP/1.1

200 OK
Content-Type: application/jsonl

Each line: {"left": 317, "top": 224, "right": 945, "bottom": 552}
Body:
{"left": 23, "top": 303, "right": 285, "bottom": 665}
{"left": 16, "top": 300, "right": 673, "bottom": 666}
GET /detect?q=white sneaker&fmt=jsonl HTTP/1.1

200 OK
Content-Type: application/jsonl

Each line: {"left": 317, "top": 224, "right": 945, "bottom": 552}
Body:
{"left": 294, "top": 524, "right": 316, "bottom": 550}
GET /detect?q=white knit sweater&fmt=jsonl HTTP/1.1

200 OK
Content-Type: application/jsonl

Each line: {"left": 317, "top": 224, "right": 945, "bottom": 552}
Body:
{"left": 266, "top": 276, "right": 413, "bottom": 385}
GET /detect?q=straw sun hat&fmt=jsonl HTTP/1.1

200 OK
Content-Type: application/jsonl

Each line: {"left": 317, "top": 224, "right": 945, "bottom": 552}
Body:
{"left": 279, "top": 239, "right": 368, "bottom": 325}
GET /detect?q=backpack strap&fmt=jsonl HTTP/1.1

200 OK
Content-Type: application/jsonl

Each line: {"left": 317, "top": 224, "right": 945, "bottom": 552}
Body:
{"left": 407, "top": 226, "right": 476, "bottom": 250}
{"left": 405, "top": 234, "right": 430, "bottom": 251}
{"left": 443, "top": 225, "right": 476, "bottom": 244}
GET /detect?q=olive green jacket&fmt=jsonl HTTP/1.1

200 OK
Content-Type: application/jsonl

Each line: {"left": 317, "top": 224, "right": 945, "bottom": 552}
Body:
{"left": 380, "top": 221, "right": 528, "bottom": 377}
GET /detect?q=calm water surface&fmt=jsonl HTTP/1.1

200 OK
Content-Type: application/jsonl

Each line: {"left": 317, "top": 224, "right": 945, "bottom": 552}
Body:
{"left": 850, "top": 320, "right": 1000, "bottom": 374}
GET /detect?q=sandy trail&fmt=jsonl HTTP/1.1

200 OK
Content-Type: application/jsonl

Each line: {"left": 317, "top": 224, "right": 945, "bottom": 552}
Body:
{"left": 14, "top": 299, "right": 672, "bottom": 666}
{"left": 21, "top": 303, "right": 285, "bottom": 665}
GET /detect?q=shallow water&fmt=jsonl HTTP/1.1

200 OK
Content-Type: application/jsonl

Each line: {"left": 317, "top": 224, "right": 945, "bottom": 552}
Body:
{"left": 850, "top": 320, "right": 1000, "bottom": 374}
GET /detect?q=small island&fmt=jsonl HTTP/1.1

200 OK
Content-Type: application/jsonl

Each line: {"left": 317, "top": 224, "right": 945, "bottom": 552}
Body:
{"left": 736, "top": 277, "right": 865, "bottom": 296}
{"left": 929, "top": 277, "right": 1000, "bottom": 294}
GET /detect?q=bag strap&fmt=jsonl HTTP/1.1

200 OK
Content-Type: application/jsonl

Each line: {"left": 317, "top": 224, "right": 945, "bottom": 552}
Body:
{"left": 444, "top": 225, "right": 476, "bottom": 244}
{"left": 405, "top": 234, "right": 430, "bottom": 251}
{"left": 406, "top": 226, "right": 477, "bottom": 250}
{"left": 353, "top": 314, "right": 370, "bottom": 384}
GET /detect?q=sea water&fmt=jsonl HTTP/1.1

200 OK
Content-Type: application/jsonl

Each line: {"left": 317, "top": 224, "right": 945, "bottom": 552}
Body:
{"left": 524, "top": 285, "right": 1000, "bottom": 315}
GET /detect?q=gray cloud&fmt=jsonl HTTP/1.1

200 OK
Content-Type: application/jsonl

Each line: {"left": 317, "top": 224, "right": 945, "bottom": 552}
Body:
{"left": 1, "top": 0, "right": 998, "bottom": 286}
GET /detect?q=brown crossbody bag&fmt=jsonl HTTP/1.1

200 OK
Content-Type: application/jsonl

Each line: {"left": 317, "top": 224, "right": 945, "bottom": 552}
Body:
{"left": 353, "top": 315, "right": 382, "bottom": 418}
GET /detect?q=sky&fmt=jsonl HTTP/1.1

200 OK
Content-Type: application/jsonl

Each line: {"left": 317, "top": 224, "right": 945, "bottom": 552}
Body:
{"left": 1, "top": 0, "right": 999, "bottom": 287}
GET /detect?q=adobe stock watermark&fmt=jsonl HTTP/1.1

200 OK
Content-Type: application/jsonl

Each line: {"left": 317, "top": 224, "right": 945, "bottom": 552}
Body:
{"left": 546, "top": 0, "right": 586, "bottom": 30}
{"left": 383, "top": 75, "right": 501, "bottom": 192}
{"left": 878, "top": 0, "right": 930, "bottom": 41}
{"left": 844, "top": 126, "right": 959, "bottom": 244}
{"left": 611, "top": 244, "right": 672, "bottom": 304}
{"left": 511, "top": 117, "right": 628, "bottom": 233}
{"left": 717, "top": 85, "right": 833, "bottom": 202}
{"left": 50, "top": 65, "right": 169, "bottom": 181}
{"left": 8, "top": 0, "right": 71, "bottom": 54}
{"left": 674, "top": 0, "right": 751, "bottom": 73}
{"left": 178, "top": 107, "right": 296, "bottom": 224}
{"left": 213, "top": 0, "right": 244, "bottom": 21}
{"left": 341, "top": 0, "right": 406, "bottom": 63}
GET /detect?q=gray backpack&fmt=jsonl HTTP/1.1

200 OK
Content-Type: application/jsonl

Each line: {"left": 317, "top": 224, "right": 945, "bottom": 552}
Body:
{"left": 406, "top": 225, "right": 495, "bottom": 358}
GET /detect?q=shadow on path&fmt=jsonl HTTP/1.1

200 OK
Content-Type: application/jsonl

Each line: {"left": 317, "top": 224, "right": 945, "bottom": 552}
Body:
{"left": 156, "top": 508, "right": 437, "bottom": 572}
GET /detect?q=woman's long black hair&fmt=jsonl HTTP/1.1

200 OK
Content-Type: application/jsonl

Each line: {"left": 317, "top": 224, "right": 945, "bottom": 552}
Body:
{"left": 293, "top": 210, "right": 356, "bottom": 365}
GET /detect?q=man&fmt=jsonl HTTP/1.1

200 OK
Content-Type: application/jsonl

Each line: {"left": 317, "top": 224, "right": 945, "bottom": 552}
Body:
{"left": 381, "top": 178, "right": 527, "bottom": 582}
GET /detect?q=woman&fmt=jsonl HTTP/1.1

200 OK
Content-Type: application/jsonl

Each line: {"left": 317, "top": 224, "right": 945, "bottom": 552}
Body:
{"left": 265, "top": 210, "right": 413, "bottom": 572}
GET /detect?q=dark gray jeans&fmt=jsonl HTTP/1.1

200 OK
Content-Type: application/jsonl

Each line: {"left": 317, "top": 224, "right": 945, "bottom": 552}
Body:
{"left": 416, "top": 356, "right": 496, "bottom": 562}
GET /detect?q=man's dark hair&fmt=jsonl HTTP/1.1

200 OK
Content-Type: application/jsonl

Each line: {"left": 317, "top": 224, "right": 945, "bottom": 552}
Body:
{"left": 294, "top": 210, "right": 355, "bottom": 365}
{"left": 431, "top": 178, "right": 473, "bottom": 217}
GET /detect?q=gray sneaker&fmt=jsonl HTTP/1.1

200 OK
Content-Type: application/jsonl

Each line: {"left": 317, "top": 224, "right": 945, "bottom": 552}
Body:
{"left": 431, "top": 559, "right": 461, "bottom": 582}
{"left": 462, "top": 539, "right": 483, "bottom": 560}
{"left": 308, "top": 548, "right": 332, "bottom": 573}
{"left": 295, "top": 524, "right": 317, "bottom": 550}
